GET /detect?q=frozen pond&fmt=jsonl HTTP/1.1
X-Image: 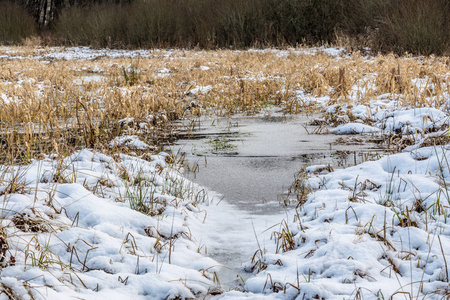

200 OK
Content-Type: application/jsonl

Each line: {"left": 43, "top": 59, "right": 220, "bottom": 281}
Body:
{"left": 171, "top": 110, "right": 387, "bottom": 291}
{"left": 172, "top": 111, "right": 385, "bottom": 215}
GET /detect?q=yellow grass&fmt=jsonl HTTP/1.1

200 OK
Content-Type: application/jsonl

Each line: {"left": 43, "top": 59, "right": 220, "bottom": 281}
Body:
{"left": 0, "top": 47, "right": 449, "bottom": 163}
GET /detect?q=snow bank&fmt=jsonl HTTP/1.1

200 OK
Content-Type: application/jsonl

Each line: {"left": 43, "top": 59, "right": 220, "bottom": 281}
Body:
{"left": 331, "top": 123, "right": 381, "bottom": 134}
{"left": 375, "top": 107, "right": 448, "bottom": 133}
{"left": 0, "top": 149, "right": 220, "bottom": 299}
{"left": 234, "top": 145, "right": 450, "bottom": 299}
{"left": 110, "top": 135, "right": 151, "bottom": 150}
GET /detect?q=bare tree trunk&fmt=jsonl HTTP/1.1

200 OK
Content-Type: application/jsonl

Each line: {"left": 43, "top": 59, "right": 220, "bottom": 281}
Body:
{"left": 36, "top": 0, "right": 55, "bottom": 28}
{"left": 44, "top": 0, "right": 53, "bottom": 26}
{"left": 38, "top": 0, "right": 46, "bottom": 26}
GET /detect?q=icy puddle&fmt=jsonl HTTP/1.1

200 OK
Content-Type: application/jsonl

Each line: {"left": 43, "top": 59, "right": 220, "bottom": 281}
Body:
{"left": 171, "top": 111, "right": 387, "bottom": 291}
{"left": 173, "top": 111, "right": 385, "bottom": 214}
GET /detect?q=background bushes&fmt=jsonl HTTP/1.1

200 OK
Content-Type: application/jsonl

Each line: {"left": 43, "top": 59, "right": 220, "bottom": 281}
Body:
{"left": 0, "top": 1, "right": 36, "bottom": 44}
{"left": 373, "top": 0, "right": 450, "bottom": 55}
{"left": 53, "top": 0, "right": 274, "bottom": 48}
{"left": 1, "top": 0, "right": 449, "bottom": 55}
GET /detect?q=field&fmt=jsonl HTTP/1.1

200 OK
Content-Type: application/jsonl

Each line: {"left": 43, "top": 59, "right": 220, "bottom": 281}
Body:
{"left": 0, "top": 46, "right": 450, "bottom": 299}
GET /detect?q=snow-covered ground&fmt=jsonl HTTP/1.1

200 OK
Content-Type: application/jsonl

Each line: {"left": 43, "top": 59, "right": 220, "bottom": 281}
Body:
{"left": 0, "top": 150, "right": 221, "bottom": 299}
{"left": 0, "top": 46, "right": 346, "bottom": 62}
{"left": 1, "top": 46, "right": 450, "bottom": 299}
{"left": 219, "top": 145, "right": 450, "bottom": 299}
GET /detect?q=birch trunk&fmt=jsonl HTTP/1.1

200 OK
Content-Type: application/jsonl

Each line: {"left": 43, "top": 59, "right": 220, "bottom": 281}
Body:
{"left": 44, "top": 0, "right": 52, "bottom": 26}
{"left": 38, "top": 0, "right": 46, "bottom": 26}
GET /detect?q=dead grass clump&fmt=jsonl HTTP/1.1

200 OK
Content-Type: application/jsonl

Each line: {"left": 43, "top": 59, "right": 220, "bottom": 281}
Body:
{"left": 0, "top": 282, "right": 22, "bottom": 300}
{"left": 12, "top": 213, "right": 50, "bottom": 233}
{"left": 0, "top": 226, "right": 9, "bottom": 266}
{"left": 273, "top": 220, "right": 296, "bottom": 253}
{"left": 284, "top": 168, "right": 311, "bottom": 207}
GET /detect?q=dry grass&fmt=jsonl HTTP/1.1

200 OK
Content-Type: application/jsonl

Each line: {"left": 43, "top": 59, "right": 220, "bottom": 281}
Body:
{"left": 0, "top": 47, "right": 449, "bottom": 164}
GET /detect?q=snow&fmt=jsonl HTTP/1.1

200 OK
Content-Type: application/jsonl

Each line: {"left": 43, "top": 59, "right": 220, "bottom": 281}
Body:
{"left": 157, "top": 68, "right": 171, "bottom": 77}
{"left": 0, "top": 93, "right": 10, "bottom": 103}
{"left": 37, "top": 47, "right": 151, "bottom": 61}
{"left": 228, "top": 145, "right": 450, "bottom": 298}
{"left": 331, "top": 123, "right": 382, "bottom": 134}
{"left": 305, "top": 164, "right": 333, "bottom": 174}
{"left": 246, "top": 47, "right": 345, "bottom": 58}
{"left": 73, "top": 74, "right": 104, "bottom": 85}
{"left": 375, "top": 107, "right": 448, "bottom": 132}
{"left": 189, "top": 85, "right": 213, "bottom": 95}
{"left": 110, "top": 135, "right": 151, "bottom": 150}
{"left": 318, "top": 47, "right": 346, "bottom": 57}
{"left": 0, "top": 150, "right": 220, "bottom": 299}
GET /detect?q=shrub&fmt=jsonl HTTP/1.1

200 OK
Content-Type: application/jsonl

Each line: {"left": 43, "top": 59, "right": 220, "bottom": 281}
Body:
{"left": 0, "top": 1, "right": 36, "bottom": 45}
{"left": 53, "top": 4, "right": 129, "bottom": 47}
{"left": 371, "top": 0, "right": 450, "bottom": 55}
{"left": 48, "top": 0, "right": 450, "bottom": 55}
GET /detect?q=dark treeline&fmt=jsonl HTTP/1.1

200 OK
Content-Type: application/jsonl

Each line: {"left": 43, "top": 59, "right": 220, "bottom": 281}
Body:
{"left": 1, "top": 0, "right": 449, "bottom": 55}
